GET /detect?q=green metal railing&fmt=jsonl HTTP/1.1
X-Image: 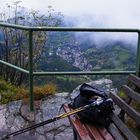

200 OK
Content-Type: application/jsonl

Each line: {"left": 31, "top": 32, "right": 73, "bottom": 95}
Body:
{"left": 0, "top": 22, "right": 139, "bottom": 111}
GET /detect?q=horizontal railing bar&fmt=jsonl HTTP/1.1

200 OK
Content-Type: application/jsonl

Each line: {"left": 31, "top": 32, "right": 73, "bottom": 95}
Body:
{"left": 0, "top": 59, "right": 135, "bottom": 76}
{"left": 0, "top": 60, "right": 29, "bottom": 74}
{"left": 0, "top": 22, "right": 30, "bottom": 30}
{"left": 0, "top": 22, "right": 139, "bottom": 33}
{"left": 28, "top": 27, "right": 140, "bottom": 32}
{"left": 33, "top": 71, "right": 136, "bottom": 76}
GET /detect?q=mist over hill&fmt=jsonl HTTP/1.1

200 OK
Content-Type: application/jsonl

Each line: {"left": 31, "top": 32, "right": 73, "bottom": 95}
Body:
{"left": 64, "top": 14, "right": 138, "bottom": 49}
{"left": 35, "top": 16, "right": 137, "bottom": 72}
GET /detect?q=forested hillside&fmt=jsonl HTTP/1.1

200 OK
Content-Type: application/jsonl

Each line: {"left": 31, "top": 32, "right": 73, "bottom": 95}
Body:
{"left": 0, "top": 2, "right": 137, "bottom": 92}
{"left": 36, "top": 31, "right": 136, "bottom": 72}
{"left": 34, "top": 31, "right": 136, "bottom": 91}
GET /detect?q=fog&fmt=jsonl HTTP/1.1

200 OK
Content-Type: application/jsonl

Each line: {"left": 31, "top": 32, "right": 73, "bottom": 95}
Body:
{"left": 64, "top": 15, "right": 138, "bottom": 48}
{"left": 0, "top": 0, "right": 140, "bottom": 47}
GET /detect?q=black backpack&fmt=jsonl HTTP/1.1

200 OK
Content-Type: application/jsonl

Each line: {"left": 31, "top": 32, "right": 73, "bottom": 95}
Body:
{"left": 72, "top": 83, "right": 114, "bottom": 128}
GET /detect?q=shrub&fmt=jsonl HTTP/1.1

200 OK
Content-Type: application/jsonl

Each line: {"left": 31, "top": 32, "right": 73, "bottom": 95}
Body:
{"left": 0, "top": 91, "right": 15, "bottom": 104}
{"left": 0, "top": 80, "right": 13, "bottom": 92}
{"left": 0, "top": 79, "right": 27, "bottom": 104}
{"left": 14, "top": 87, "right": 28, "bottom": 100}
{"left": 34, "top": 83, "right": 57, "bottom": 100}
{"left": 0, "top": 79, "right": 57, "bottom": 104}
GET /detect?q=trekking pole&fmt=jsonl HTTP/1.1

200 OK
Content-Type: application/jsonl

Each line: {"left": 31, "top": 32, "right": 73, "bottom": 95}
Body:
{"left": 1, "top": 99, "right": 104, "bottom": 140}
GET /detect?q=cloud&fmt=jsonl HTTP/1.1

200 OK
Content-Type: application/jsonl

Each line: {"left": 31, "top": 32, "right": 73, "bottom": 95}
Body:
{"left": 0, "top": 0, "right": 139, "bottom": 46}
{"left": 1, "top": 0, "right": 140, "bottom": 28}
{"left": 68, "top": 15, "right": 138, "bottom": 47}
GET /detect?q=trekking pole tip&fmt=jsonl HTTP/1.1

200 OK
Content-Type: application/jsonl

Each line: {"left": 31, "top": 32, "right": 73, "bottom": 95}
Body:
{"left": 0, "top": 135, "right": 11, "bottom": 140}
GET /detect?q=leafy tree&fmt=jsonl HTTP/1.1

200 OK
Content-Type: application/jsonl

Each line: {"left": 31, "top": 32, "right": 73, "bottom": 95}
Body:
{"left": 0, "top": 1, "right": 63, "bottom": 86}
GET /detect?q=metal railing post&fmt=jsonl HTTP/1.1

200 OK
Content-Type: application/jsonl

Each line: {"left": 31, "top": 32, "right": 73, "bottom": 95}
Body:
{"left": 29, "top": 30, "right": 34, "bottom": 111}
{"left": 136, "top": 32, "right": 140, "bottom": 76}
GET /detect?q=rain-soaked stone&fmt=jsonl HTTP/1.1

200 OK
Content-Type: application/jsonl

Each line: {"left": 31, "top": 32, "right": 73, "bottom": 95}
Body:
{"left": 54, "top": 127, "right": 73, "bottom": 140}
{"left": 20, "top": 104, "right": 35, "bottom": 122}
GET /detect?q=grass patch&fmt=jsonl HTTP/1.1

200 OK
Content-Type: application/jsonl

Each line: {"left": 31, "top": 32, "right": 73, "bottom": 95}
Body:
{"left": 118, "top": 89, "right": 127, "bottom": 98}
{"left": 33, "top": 83, "right": 57, "bottom": 100}
{"left": 0, "top": 79, "right": 57, "bottom": 104}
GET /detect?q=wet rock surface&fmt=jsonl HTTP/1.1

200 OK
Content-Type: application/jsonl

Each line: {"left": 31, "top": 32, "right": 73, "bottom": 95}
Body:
{"left": 0, "top": 79, "right": 116, "bottom": 140}
{"left": 0, "top": 93, "right": 73, "bottom": 140}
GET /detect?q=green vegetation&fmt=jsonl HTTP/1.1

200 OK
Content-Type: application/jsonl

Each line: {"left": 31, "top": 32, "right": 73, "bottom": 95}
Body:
{"left": 37, "top": 54, "right": 80, "bottom": 72}
{"left": 0, "top": 78, "right": 57, "bottom": 104}
{"left": 34, "top": 75, "right": 90, "bottom": 92}
{"left": 0, "top": 79, "right": 26, "bottom": 104}
{"left": 118, "top": 90, "right": 127, "bottom": 98}
{"left": 84, "top": 44, "right": 136, "bottom": 71}
{"left": 55, "top": 76, "right": 89, "bottom": 92}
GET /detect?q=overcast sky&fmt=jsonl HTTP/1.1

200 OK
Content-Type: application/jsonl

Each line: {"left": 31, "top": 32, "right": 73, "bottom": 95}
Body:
{"left": 0, "top": 0, "right": 139, "bottom": 45}
{"left": 1, "top": 0, "right": 140, "bottom": 28}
